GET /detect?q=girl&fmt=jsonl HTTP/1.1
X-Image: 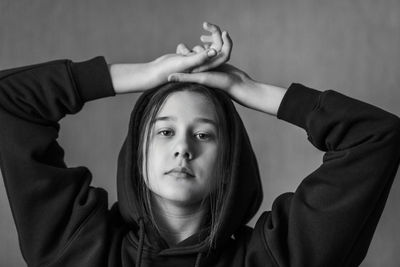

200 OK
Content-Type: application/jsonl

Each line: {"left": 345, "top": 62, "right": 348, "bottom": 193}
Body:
{"left": 1, "top": 23, "right": 399, "bottom": 267}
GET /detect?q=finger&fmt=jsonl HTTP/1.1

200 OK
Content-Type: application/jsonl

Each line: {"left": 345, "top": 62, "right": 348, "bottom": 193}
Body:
{"left": 192, "top": 31, "right": 233, "bottom": 73}
{"left": 220, "top": 31, "right": 232, "bottom": 61}
{"left": 203, "top": 21, "right": 221, "bottom": 35}
{"left": 168, "top": 72, "right": 229, "bottom": 91}
{"left": 176, "top": 44, "right": 182, "bottom": 54}
{"left": 192, "top": 45, "right": 205, "bottom": 53}
{"left": 169, "top": 72, "right": 205, "bottom": 83}
{"left": 168, "top": 72, "right": 213, "bottom": 87}
{"left": 176, "top": 47, "right": 190, "bottom": 56}
{"left": 200, "top": 35, "right": 213, "bottom": 43}
{"left": 203, "top": 22, "right": 223, "bottom": 51}
{"left": 180, "top": 48, "right": 217, "bottom": 69}
{"left": 191, "top": 54, "right": 224, "bottom": 73}
{"left": 176, "top": 43, "right": 191, "bottom": 55}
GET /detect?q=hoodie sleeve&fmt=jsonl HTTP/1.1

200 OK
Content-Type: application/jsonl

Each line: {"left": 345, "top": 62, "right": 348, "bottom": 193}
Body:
{"left": 0, "top": 57, "right": 116, "bottom": 266}
{"left": 248, "top": 84, "right": 400, "bottom": 267}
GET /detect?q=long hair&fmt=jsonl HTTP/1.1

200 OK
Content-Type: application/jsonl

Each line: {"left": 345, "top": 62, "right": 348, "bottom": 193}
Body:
{"left": 136, "top": 82, "right": 232, "bottom": 249}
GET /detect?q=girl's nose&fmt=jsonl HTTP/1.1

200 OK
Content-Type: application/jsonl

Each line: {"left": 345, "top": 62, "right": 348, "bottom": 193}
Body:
{"left": 174, "top": 137, "right": 193, "bottom": 160}
{"left": 174, "top": 150, "right": 192, "bottom": 160}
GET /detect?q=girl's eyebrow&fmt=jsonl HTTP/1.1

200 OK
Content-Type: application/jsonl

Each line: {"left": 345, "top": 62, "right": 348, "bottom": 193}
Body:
{"left": 153, "top": 116, "right": 217, "bottom": 127}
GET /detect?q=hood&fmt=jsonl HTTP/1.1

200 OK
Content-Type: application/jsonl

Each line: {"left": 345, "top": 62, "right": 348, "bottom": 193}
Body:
{"left": 116, "top": 83, "right": 263, "bottom": 255}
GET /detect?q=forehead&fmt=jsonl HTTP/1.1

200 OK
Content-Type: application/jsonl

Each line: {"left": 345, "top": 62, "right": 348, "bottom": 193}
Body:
{"left": 156, "top": 91, "right": 217, "bottom": 122}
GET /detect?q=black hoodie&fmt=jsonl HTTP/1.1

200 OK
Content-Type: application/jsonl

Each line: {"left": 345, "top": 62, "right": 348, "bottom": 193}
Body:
{"left": 1, "top": 56, "right": 399, "bottom": 267}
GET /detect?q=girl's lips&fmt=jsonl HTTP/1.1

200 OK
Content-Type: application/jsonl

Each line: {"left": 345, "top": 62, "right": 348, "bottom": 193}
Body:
{"left": 166, "top": 166, "right": 194, "bottom": 177}
{"left": 167, "top": 172, "right": 195, "bottom": 179}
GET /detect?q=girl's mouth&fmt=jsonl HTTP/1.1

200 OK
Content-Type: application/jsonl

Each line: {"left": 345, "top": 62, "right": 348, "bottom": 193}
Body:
{"left": 166, "top": 167, "right": 195, "bottom": 177}
{"left": 167, "top": 172, "right": 195, "bottom": 179}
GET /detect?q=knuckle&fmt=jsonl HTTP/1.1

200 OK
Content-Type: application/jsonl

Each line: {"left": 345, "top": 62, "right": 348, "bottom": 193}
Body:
{"left": 199, "top": 75, "right": 207, "bottom": 84}
{"left": 210, "top": 26, "right": 220, "bottom": 34}
{"left": 194, "top": 67, "right": 203, "bottom": 74}
{"left": 194, "top": 55, "right": 206, "bottom": 65}
{"left": 176, "top": 61, "right": 186, "bottom": 69}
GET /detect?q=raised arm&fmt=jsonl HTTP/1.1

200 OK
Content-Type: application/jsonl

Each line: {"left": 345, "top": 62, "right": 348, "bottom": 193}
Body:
{"left": 169, "top": 61, "right": 400, "bottom": 266}
{"left": 0, "top": 57, "right": 115, "bottom": 266}
{"left": 0, "top": 22, "right": 232, "bottom": 266}
{"left": 268, "top": 84, "right": 400, "bottom": 266}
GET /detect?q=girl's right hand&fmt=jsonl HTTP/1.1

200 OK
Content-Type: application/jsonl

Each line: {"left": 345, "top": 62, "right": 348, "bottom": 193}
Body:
{"left": 109, "top": 22, "right": 232, "bottom": 95}
{"left": 109, "top": 48, "right": 217, "bottom": 94}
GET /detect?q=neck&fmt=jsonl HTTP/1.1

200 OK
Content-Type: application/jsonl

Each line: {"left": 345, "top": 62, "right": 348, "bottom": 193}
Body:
{"left": 151, "top": 195, "right": 208, "bottom": 246}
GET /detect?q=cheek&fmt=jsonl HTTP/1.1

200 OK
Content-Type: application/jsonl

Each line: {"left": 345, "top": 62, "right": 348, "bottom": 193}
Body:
{"left": 206, "top": 148, "right": 218, "bottom": 169}
{"left": 143, "top": 143, "right": 168, "bottom": 186}
{"left": 199, "top": 145, "right": 219, "bottom": 182}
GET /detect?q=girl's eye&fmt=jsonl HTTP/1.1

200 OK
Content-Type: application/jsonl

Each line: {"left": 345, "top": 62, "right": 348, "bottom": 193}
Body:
{"left": 156, "top": 129, "right": 213, "bottom": 141}
{"left": 158, "top": 130, "right": 174, "bottom": 137}
{"left": 195, "top": 133, "right": 212, "bottom": 140}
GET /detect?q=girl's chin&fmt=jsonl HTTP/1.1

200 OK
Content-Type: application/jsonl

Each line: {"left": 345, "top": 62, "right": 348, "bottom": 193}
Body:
{"left": 151, "top": 190, "right": 206, "bottom": 207}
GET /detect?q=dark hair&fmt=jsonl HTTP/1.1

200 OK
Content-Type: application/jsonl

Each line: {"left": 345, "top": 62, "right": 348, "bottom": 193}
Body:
{"left": 136, "top": 82, "right": 232, "bottom": 249}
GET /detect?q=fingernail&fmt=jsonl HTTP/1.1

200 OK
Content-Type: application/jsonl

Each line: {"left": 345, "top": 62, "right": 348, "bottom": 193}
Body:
{"left": 207, "top": 49, "right": 217, "bottom": 57}
{"left": 168, "top": 75, "right": 177, "bottom": 82}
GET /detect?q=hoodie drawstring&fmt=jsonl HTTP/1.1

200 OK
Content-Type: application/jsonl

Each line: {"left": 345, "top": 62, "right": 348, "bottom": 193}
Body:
{"left": 194, "top": 251, "right": 203, "bottom": 267}
{"left": 136, "top": 218, "right": 205, "bottom": 267}
{"left": 136, "top": 218, "right": 145, "bottom": 267}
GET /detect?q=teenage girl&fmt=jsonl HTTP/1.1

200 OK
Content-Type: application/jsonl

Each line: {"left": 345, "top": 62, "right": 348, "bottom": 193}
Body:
{"left": 1, "top": 22, "right": 399, "bottom": 267}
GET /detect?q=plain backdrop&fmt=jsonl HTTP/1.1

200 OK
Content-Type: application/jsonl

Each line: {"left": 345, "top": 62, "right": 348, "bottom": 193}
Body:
{"left": 1, "top": 0, "right": 399, "bottom": 266}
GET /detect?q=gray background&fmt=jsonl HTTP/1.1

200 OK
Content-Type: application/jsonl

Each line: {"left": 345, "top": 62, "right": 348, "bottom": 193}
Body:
{"left": 1, "top": 0, "right": 399, "bottom": 266}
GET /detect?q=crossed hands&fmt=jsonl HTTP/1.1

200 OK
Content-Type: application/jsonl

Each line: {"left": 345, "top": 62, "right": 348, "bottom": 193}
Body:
{"left": 110, "top": 22, "right": 286, "bottom": 115}
{"left": 164, "top": 22, "right": 267, "bottom": 112}
{"left": 152, "top": 22, "right": 234, "bottom": 83}
{"left": 110, "top": 22, "right": 240, "bottom": 94}
{"left": 173, "top": 22, "right": 232, "bottom": 73}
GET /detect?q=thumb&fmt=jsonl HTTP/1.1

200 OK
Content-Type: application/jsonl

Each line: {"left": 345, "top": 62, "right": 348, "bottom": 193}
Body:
{"left": 181, "top": 48, "right": 217, "bottom": 68}
{"left": 167, "top": 72, "right": 227, "bottom": 90}
{"left": 168, "top": 72, "right": 210, "bottom": 85}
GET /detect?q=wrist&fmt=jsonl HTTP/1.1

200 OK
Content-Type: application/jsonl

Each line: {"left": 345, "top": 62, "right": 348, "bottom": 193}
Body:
{"left": 253, "top": 81, "right": 288, "bottom": 116}
{"left": 109, "top": 63, "right": 153, "bottom": 94}
{"left": 147, "top": 59, "right": 168, "bottom": 88}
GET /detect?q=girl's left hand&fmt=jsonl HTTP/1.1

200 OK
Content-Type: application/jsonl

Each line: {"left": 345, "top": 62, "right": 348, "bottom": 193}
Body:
{"left": 168, "top": 64, "right": 287, "bottom": 116}
{"left": 171, "top": 22, "right": 287, "bottom": 116}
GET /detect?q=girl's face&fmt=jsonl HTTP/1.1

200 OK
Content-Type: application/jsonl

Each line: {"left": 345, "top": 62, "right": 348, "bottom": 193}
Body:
{"left": 144, "top": 91, "right": 219, "bottom": 206}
